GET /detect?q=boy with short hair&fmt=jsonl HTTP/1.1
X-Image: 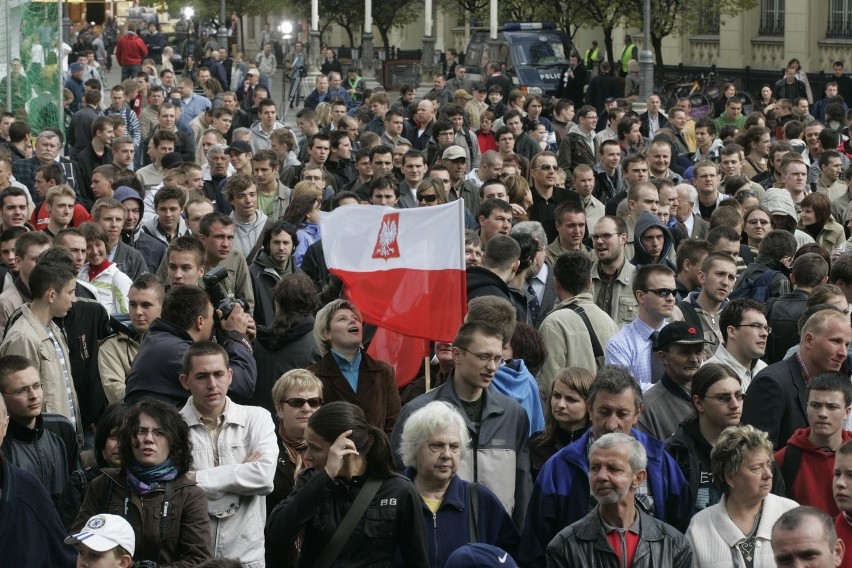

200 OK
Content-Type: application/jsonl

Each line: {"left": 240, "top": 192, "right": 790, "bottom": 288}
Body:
{"left": 43, "top": 185, "right": 82, "bottom": 238}
{"left": 778, "top": 371, "right": 852, "bottom": 515}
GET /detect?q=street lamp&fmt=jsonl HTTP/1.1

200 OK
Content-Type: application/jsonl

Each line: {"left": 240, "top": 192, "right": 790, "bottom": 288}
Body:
{"left": 183, "top": 7, "right": 195, "bottom": 20}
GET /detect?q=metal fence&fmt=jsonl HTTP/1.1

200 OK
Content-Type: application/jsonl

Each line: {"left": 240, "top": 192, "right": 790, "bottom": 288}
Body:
{"left": 1, "top": 0, "right": 63, "bottom": 134}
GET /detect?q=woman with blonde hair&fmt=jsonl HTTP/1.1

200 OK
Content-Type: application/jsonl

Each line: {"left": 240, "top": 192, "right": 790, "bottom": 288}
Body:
{"left": 416, "top": 177, "right": 448, "bottom": 206}
{"left": 315, "top": 102, "right": 331, "bottom": 129}
{"left": 308, "top": 299, "right": 400, "bottom": 434}
{"left": 529, "top": 367, "right": 593, "bottom": 479}
{"left": 267, "top": 368, "right": 324, "bottom": 514}
{"left": 686, "top": 424, "right": 798, "bottom": 565}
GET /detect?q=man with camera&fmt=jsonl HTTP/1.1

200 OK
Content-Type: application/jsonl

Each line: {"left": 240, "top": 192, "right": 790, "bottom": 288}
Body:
{"left": 123, "top": 284, "right": 257, "bottom": 407}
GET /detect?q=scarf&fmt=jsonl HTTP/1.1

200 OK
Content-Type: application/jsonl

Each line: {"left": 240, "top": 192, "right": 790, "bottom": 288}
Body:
{"left": 127, "top": 458, "right": 178, "bottom": 495}
{"left": 279, "top": 425, "right": 308, "bottom": 479}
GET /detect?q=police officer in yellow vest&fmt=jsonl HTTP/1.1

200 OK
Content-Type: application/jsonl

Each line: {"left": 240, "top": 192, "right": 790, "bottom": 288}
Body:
{"left": 585, "top": 40, "right": 602, "bottom": 73}
{"left": 620, "top": 35, "right": 638, "bottom": 77}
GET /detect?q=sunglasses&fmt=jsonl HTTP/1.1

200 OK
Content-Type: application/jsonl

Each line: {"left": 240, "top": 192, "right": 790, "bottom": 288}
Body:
{"left": 418, "top": 194, "right": 438, "bottom": 203}
{"left": 641, "top": 288, "right": 678, "bottom": 298}
{"left": 282, "top": 397, "right": 323, "bottom": 409}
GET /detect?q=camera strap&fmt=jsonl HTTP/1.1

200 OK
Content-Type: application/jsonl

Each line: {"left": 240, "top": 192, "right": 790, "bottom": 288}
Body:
{"left": 314, "top": 476, "right": 382, "bottom": 568}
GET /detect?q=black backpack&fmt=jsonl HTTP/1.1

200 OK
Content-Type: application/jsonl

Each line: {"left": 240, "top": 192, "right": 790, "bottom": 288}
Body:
{"left": 729, "top": 269, "right": 779, "bottom": 303}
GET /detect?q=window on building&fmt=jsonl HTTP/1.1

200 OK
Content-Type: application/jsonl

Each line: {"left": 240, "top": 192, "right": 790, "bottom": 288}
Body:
{"left": 696, "top": 2, "right": 721, "bottom": 35}
{"left": 759, "top": 0, "right": 785, "bottom": 36}
{"left": 827, "top": 0, "right": 852, "bottom": 39}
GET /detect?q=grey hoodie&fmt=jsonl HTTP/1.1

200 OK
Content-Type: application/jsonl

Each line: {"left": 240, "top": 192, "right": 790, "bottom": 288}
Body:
{"left": 631, "top": 211, "right": 675, "bottom": 269}
{"left": 761, "top": 188, "right": 816, "bottom": 249}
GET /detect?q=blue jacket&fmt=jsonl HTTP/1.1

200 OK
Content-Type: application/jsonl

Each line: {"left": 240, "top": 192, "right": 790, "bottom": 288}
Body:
{"left": 518, "top": 428, "right": 692, "bottom": 567}
{"left": 0, "top": 454, "right": 76, "bottom": 567}
{"left": 492, "top": 359, "right": 545, "bottom": 436}
{"left": 401, "top": 470, "right": 519, "bottom": 567}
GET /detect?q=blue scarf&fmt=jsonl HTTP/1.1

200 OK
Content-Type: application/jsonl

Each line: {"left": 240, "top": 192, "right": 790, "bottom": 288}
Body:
{"left": 127, "top": 458, "right": 178, "bottom": 495}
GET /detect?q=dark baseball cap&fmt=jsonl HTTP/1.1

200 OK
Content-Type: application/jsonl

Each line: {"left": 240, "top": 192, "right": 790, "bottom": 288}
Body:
{"left": 446, "top": 544, "right": 519, "bottom": 567}
{"left": 226, "top": 140, "right": 253, "bottom": 155}
{"left": 656, "top": 321, "right": 710, "bottom": 351}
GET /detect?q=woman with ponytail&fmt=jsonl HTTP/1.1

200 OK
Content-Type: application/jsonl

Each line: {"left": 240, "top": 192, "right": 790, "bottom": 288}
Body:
{"left": 265, "top": 401, "right": 429, "bottom": 567}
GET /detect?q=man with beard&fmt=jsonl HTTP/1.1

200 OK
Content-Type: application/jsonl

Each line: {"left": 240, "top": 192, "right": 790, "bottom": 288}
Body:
{"left": 545, "top": 432, "right": 693, "bottom": 567}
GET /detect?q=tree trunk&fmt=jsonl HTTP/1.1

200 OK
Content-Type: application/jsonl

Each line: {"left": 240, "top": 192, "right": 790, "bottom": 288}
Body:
{"left": 603, "top": 25, "right": 614, "bottom": 67}
{"left": 377, "top": 25, "right": 391, "bottom": 51}
{"left": 339, "top": 23, "right": 355, "bottom": 48}
{"left": 651, "top": 32, "right": 665, "bottom": 78}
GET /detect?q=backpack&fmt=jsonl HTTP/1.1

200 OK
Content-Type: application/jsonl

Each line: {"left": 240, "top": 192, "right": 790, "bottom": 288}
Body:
{"left": 675, "top": 300, "right": 705, "bottom": 334}
{"left": 728, "top": 269, "right": 779, "bottom": 303}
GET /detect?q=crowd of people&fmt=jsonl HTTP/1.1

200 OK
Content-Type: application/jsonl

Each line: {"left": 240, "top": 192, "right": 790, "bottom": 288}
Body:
{"left": 4, "top": 20, "right": 852, "bottom": 567}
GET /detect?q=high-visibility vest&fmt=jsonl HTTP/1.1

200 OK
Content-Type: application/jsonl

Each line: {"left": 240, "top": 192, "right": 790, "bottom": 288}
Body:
{"left": 585, "top": 47, "right": 599, "bottom": 68}
{"left": 620, "top": 43, "right": 637, "bottom": 73}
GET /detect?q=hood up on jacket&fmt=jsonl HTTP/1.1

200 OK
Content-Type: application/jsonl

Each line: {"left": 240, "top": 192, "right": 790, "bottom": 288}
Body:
{"left": 631, "top": 211, "right": 675, "bottom": 269}
{"left": 114, "top": 185, "right": 144, "bottom": 231}
{"left": 254, "top": 315, "right": 316, "bottom": 351}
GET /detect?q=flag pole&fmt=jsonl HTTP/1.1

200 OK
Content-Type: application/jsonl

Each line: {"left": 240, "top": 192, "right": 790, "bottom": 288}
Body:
{"left": 424, "top": 357, "right": 431, "bottom": 392}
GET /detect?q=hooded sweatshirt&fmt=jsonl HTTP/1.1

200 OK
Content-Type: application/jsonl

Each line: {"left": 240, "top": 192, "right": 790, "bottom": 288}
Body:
{"left": 761, "top": 188, "right": 817, "bottom": 249}
{"left": 631, "top": 211, "right": 675, "bottom": 270}
{"left": 115, "top": 185, "right": 168, "bottom": 272}
{"left": 491, "top": 358, "right": 545, "bottom": 436}
{"left": 775, "top": 427, "right": 852, "bottom": 516}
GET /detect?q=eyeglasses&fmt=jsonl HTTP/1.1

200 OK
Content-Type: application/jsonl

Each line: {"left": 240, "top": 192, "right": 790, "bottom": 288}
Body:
{"left": 704, "top": 392, "right": 746, "bottom": 404}
{"left": 134, "top": 427, "right": 167, "bottom": 439}
{"left": 535, "top": 164, "right": 558, "bottom": 172}
{"left": 735, "top": 323, "right": 772, "bottom": 333}
{"left": 282, "top": 397, "right": 324, "bottom": 409}
{"left": 746, "top": 218, "right": 771, "bottom": 225}
{"left": 456, "top": 346, "right": 504, "bottom": 366}
{"left": 640, "top": 288, "right": 678, "bottom": 298}
{"left": 736, "top": 191, "right": 758, "bottom": 198}
{"left": 418, "top": 194, "right": 438, "bottom": 203}
{"left": 2, "top": 382, "right": 43, "bottom": 397}
{"left": 590, "top": 232, "right": 624, "bottom": 241}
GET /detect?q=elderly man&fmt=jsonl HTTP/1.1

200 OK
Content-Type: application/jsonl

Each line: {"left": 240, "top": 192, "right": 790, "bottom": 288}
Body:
{"left": 519, "top": 365, "right": 691, "bottom": 566}
{"left": 545, "top": 433, "right": 693, "bottom": 567}
{"left": 12, "top": 131, "right": 85, "bottom": 206}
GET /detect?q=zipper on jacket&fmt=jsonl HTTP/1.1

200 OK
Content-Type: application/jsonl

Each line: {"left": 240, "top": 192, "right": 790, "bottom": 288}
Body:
{"left": 432, "top": 513, "right": 439, "bottom": 568}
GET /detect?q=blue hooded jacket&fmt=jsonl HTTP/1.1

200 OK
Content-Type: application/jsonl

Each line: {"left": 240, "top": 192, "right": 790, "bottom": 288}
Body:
{"left": 518, "top": 427, "right": 692, "bottom": 566}
{"left": 491, "top": 358, "right": 545, "bottom": 436}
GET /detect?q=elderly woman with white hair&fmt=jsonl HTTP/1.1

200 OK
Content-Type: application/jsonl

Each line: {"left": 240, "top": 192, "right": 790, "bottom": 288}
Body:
{"left": 308, "top": 299, "right": 400, "bottom": 434}
{"left": 686, "top": 425, "right": 798, "bottom": 566}
{"left": 399, "top": 400, "right": 519, "bottom": 566}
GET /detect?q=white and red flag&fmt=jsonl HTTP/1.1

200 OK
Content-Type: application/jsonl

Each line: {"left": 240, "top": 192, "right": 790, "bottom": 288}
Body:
{"left": 321, "top": 201, "right": 467, "bottom": 385}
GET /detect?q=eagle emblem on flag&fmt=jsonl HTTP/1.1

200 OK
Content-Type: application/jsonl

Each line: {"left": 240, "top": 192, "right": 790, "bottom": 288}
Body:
{"left": 372, "top": 213, "right": 401, "bottom": 260}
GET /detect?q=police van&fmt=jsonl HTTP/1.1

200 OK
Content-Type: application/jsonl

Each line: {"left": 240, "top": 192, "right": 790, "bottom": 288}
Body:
{"left": 464, "top": 22, "right": 573, "bottom": 96}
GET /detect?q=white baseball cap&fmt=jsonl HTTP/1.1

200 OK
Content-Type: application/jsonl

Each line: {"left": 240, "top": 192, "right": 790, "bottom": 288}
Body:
{"left": 65, "top": 514, "right": 136, "bottom": 556}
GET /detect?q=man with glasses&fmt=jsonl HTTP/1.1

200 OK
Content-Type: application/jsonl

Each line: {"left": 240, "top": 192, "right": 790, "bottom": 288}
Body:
{"left": 0, "top": 355, "right": 82, "bottom": 512}
{"left": 605, "top": 264, "right": 677, "bottom": 389}
{"left": 179, "top": 341, "right": 276, "bottom": 566}
{"left": 744, "top": 309, "right": 852, "bottom": 450}
{"left": 591, "top": 216, "right": 638, "bottom": 327}
{"left": 391, "top": 320, "right": 532, "bottom": 528}
{"left": 705, "top": 299, "right": 769, "bottom": 390}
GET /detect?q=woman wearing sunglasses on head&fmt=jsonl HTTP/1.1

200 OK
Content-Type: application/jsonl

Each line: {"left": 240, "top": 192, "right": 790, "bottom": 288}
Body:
{"left": 666, "top": 364, "right": 784, "bottom": 518}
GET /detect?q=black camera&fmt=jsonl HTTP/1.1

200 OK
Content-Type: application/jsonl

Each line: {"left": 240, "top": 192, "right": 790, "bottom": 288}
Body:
{"left": 132, "top": 561, "right": 158, "bottom": 568}
{"left": 202, "top": 264, "right": 248, "bottom": 320}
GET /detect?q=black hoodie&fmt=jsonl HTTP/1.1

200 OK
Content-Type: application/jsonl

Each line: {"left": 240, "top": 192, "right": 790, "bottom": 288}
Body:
{"left": 631, "top": 211, "right": 676, "bottom": 270}
{"left": 251, "top": 317, "right": 321, "bottom": 416}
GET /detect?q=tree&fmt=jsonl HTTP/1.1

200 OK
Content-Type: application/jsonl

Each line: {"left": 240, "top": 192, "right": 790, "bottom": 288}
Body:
{"left": 631, "top": 0, "right": 758, "bottom": 70}
{"left": 500, "top": 0, "right": 588, "bottom": 42}
{"left": 573, "top": 0, "right": 637, "bottom": 65}
{"left": 372, "top": 0, "right": 420, "bottom": 51}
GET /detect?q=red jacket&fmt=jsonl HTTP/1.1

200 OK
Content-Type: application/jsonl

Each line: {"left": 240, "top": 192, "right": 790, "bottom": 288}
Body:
{"left": 776, "top": 427, "right": 852, "bottom": 516}
{"left": 115, "top": 33, "right": 148, "bottom": 66}
{"left": 835, "top": 514, "right": 852, "bottom": 568}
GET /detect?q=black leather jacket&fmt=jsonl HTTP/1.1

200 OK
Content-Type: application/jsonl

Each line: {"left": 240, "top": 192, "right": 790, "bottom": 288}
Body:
{"left": 546, "top": 505, "right": 693, "bottom": 568}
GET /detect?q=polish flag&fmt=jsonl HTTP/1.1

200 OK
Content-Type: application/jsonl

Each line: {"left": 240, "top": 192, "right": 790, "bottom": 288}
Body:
{"left": 321, "top": 201, "right": 467, "bottom": 384}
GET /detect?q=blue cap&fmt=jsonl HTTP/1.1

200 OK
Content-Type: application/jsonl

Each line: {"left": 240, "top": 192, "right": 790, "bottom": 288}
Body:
{"left": 445, "top": 544, "right": 519, "bottom": 568}
{"left": 70, "top": 62, "right": 84, "bottom": 73}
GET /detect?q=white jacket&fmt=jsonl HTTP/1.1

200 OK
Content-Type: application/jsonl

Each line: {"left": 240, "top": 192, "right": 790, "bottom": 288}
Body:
{"left": 180, "top": 397, "right": 278, "bottom": 568}
{"left": 78, "top": 263, "right": 132, "bottom": 315}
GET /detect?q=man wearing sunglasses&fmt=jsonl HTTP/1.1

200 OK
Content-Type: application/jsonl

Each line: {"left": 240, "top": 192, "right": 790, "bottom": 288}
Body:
{"left": 179, "top": 340, "right": 277, "bottom": 567}
{"left": 605, "top": 264, "right": 677, "bottom": 390}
